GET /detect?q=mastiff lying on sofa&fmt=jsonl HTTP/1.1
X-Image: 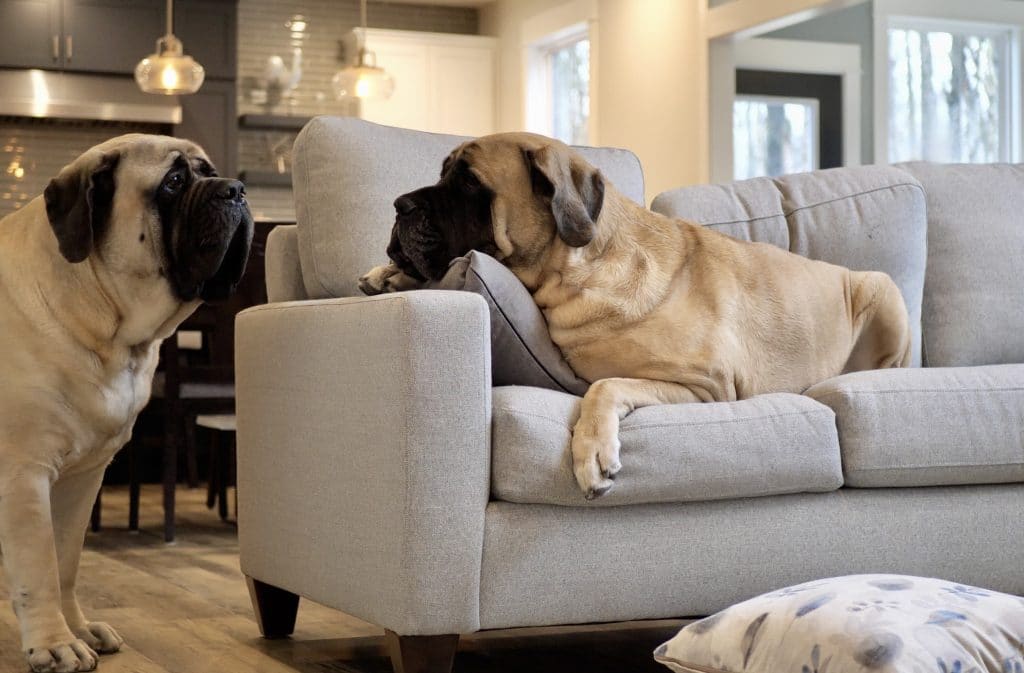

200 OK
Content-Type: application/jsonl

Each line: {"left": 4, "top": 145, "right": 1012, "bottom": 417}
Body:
{"left": 359, "top": 132, "right": 911, "bottom": 499}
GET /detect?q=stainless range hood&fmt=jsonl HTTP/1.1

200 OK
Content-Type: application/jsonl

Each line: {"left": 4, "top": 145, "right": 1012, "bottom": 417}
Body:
{"left": 0, "top": 69, "right": 182, "bottom": 125}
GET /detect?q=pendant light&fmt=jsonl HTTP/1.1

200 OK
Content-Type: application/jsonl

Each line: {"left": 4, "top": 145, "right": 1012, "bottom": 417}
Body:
{"left": 331, "top": 0, "right": 395, "bottom": 100}
{"left": 135, "top": 0, "right": 205, "bottom": 95}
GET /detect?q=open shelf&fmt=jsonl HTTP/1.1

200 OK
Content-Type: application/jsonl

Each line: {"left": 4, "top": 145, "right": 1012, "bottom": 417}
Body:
{"left": 238, "top": 114, "right": 312, "bottom": 131}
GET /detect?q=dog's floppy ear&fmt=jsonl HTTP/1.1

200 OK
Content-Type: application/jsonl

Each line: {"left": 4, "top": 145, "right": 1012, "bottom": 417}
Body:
{"left": 524, "top": 144, "right": 604, "bottom": 247}
{"left": 44, "top": 151, "right": 119, "bottom": 263}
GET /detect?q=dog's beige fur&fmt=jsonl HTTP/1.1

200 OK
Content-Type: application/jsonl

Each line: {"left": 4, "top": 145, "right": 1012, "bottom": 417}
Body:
{"left": 363, "top": 133, "right": 911, "bottom": 497}
{"left": 0, "top": 136, "right": 223, "bottom": 672}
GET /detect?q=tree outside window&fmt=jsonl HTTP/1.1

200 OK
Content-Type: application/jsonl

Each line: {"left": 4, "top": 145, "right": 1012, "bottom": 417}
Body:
{"left": 549, "top": 38, "right": 590, "bottom": 146}
{"left": 734, "top": 96, "right": 818, "bottom": 180}
{"left": 888, "top": 21, "right": 1009, "bottom": 163}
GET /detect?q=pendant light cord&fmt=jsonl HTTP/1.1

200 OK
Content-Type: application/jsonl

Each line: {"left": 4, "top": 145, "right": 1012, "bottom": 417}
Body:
{"left": 361, "top": 0, "right": 368, "bottom": 31}
{"left": 165, "top": 0, "right": 174, "bottom": 36}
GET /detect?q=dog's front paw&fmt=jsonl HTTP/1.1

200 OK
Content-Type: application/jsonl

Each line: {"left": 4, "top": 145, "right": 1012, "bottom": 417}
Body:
{"left": 26, "top": 638, "right": 98, "bottom": 672}
{"left": 358, "top": 264, "right": 399, "bottom": 296}
{"left": 73, "top": 622, "right": 123, "bottom": 655}
{"left": 570, "top": 430, "right": 621, "bottom": 500}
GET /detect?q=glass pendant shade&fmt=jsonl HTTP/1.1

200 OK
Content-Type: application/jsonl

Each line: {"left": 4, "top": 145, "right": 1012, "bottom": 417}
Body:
{"left": 135, "top": 34, "right": 204, "bottom": 95}
{"left": 135, "top": 0, "right": 205, "bottom": 95}
{"left": 332, "top": 49, "right": 394, "bottom": 100}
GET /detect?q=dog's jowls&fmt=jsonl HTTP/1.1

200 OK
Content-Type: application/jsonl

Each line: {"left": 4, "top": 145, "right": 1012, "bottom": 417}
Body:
{"left": 0, "top": 134, "right": 253, "bottom": 672}
{"left": 359, "top": 132, "right": 911, "bottom": 499}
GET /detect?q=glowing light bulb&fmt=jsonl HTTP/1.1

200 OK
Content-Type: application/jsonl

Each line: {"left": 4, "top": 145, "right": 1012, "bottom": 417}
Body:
{"left": 160, "top": 65, "right": 180, "bottom": 90}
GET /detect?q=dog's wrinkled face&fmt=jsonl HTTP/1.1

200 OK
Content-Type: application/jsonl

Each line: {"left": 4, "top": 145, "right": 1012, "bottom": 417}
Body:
{"left": 44, "top": 133, "right": 254, "bottom": 304}
{"left": 386, "top": 132, "right": 605, "bottom": 284}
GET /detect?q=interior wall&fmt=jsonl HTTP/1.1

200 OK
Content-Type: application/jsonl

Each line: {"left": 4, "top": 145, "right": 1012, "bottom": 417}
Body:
{"left": 481, "top": 0, "right": 709, "bottom": 203}
{"left": 765, "top": 1, "right": 874, "bottom": 163}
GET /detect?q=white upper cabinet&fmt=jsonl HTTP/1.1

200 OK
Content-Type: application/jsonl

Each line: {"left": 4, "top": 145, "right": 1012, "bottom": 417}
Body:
{"left": 345, "top": 28, "right": 497, "bottom": 137}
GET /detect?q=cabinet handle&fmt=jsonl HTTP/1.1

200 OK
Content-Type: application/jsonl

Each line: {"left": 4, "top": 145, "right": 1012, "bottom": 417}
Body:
{"left": 65, "top": 35, "right": 73, "bottom": 62}
{"left": 52, "top": 35, "right": 59, "bottom": 61}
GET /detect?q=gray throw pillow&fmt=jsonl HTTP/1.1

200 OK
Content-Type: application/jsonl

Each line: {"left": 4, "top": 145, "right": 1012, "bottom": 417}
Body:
{"left": 431, "top": 251, "right": 590, "bottom": 396}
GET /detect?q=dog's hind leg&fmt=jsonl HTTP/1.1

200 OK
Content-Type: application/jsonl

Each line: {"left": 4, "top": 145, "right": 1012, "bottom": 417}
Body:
{"left": 572, "top": 378, "right": 707, "bottom": 499}
{"left": 0, "top": 464, "right": 99, "bottom": 672}
{"left": 843, "top": 271, "right": 912, "bottom": 372}
{"left": 52, "top": 465, "right": 125, "bottom": 656}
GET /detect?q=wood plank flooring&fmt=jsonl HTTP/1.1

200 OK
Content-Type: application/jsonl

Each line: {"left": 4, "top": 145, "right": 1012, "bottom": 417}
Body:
{"left": 0, "top": 485, "right": 685, "bottom": 673}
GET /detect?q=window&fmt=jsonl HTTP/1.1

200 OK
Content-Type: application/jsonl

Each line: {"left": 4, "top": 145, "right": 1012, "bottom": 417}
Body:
{"left": 549, "top": 37, "right": 590, "bottom": 145}
{"left": 526, "top": 26, "right": 591, "bottom": 145}
{"left": 733, "top": 95, "right": 818, "bottom": 179}
{"left": 887, "top": 19, "right": 1012, "bottom": 163}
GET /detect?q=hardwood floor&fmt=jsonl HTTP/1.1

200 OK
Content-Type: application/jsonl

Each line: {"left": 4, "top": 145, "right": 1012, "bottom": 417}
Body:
{"left": 0, "top": 485, "right": 685, "bottom": 673}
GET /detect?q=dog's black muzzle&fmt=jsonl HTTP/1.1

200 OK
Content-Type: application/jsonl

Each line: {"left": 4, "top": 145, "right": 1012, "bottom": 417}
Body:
{"left": 387, "top": 187, "right": 450, "bottom": 282}
{"left": 169, "top": 178, "right": 255, "bottom": 302}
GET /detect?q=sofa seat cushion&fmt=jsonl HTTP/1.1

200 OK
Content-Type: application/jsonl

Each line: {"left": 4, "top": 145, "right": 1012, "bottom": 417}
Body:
{"left": 805, "top": 365, "right": 1024, "bottom": 488}
{"left": 491, "top": 386, "right": 843, "bottom": 507}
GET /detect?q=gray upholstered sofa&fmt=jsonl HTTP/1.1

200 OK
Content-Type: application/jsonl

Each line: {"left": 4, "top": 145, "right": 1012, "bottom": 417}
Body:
{"left": 235, "top": 117, "right": 1024, "bottom": 673}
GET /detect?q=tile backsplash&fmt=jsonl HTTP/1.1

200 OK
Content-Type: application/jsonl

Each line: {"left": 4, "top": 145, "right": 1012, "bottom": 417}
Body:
{"left": 237, "top": 0, "right": 480, "bottom": 221}
{"left": 0, "top": 118, "right": 164, "bottom": 220}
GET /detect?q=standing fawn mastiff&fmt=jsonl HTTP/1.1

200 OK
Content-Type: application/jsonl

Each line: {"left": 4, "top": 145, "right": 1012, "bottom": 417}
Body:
{"left": 360, "top": 132, "right": 911, "bottom": 499}
{"left": 0, "top": 134, "right": 253, "bottom": 672}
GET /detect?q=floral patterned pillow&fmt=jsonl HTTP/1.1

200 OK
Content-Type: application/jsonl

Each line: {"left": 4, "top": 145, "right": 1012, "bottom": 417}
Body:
{"left": 655, "top": 575, "right": 1024, "bottom": 673}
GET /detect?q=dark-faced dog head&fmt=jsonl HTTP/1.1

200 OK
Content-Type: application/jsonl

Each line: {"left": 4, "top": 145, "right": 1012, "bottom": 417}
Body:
{"left": 384, "top": 132, "right": 605, "bottom": 285}
{"left": 44, "top": 134, "right": 254, "bottom": 305}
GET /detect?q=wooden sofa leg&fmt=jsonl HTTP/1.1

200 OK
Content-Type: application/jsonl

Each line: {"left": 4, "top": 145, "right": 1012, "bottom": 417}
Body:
{"left": 385, "top": 630, "right": 459, "bottom": 673}
{"left": 246, "top": 576, "right": 300, "bottom": 639}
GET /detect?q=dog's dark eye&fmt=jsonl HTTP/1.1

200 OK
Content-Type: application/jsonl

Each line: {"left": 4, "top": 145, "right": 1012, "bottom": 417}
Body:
{"left": 162, "top": 172, "right": 185, "bottom": 195}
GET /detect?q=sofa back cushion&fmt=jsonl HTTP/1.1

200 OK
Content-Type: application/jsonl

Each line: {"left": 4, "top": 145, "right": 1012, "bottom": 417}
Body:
{"left": 291, "top": 116, "right": 646, "bottom": 299}
{"left": 898, "top": 162, "right": 1024, "bottom": 367}
{"left": 651, "top": 166, "right": 927, "bottom": 367}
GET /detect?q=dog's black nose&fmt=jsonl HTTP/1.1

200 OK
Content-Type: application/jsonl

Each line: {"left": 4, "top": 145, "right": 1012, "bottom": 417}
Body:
{"left": 394, "top": 195, "right": 417, "bottom": 215}
{"left": 218, "top": 180, "right": 245, "bottom": 202}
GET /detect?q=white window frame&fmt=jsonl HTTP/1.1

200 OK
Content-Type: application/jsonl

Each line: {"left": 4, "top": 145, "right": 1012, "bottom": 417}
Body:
{"left": 522, "top": 0, "right": 598, "bottom": 145}
{"left": 709, "top": 37, "right": 861, "bottom": 184}
{"left": 874, "top": 0, "right": 1024, "bottom": 164}
{"left": 733, "top": 93, "right": 821, "bottom": 179}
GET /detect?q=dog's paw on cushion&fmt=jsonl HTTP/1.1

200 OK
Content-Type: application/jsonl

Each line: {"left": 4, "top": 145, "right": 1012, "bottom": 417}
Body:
{"left": 654, "top": 574, "right": 1024, "bottom": 673}
{"left": 430, "top": 251, "right": 589, "bottom": 395}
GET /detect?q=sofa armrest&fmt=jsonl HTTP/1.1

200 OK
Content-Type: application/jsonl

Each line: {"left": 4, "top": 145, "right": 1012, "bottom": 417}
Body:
{"left": 264, "top": 224, "right": 308, "bottom": 302}
{"left": 235, "top": 290, "right": 492, "bottom": 634}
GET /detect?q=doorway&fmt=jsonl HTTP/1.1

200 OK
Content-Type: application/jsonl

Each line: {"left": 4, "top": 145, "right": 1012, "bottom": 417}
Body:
{"left": 734, "top": 69, "right": 843, "bottom": 179}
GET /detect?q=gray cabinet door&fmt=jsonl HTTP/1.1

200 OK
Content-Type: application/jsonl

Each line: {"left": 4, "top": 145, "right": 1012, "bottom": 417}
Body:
{"left": 0, "top": 0, "right": 61, "bottom": 69}
{"left": 175, "top": 0, "right": 237, "bottom": 81}
{"left": 176, "top": 78, "right": 238, "bottom": 178}
{"left": 63, "top": 0, "right": 163, "bottom": 75}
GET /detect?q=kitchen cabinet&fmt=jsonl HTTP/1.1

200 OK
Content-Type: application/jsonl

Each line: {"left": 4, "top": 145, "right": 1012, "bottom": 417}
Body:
{"left": 174, "top": 0, "right": 237, "bottom": 81}
{"left": 348, "top": 29, "right": 497, "bottom": 137}
{"left": 177, "top": 78, "right": 237, "bottom": 177}
{"left": 0, "top": 0, "right": 162, "bottom": 74}
{"left": 64, "top": 0, "right": 163, "bottom": 74}
{"left": 0, "top": 0, "right": 235, "bottom": 78}
{"left": 0, "top": 0, "right": 61, "bottom": 69}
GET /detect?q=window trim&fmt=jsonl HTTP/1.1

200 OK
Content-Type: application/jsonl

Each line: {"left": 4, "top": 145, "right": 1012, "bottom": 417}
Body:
{"left": 874, "top": 0, "right": 1024, "bottom": 164}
